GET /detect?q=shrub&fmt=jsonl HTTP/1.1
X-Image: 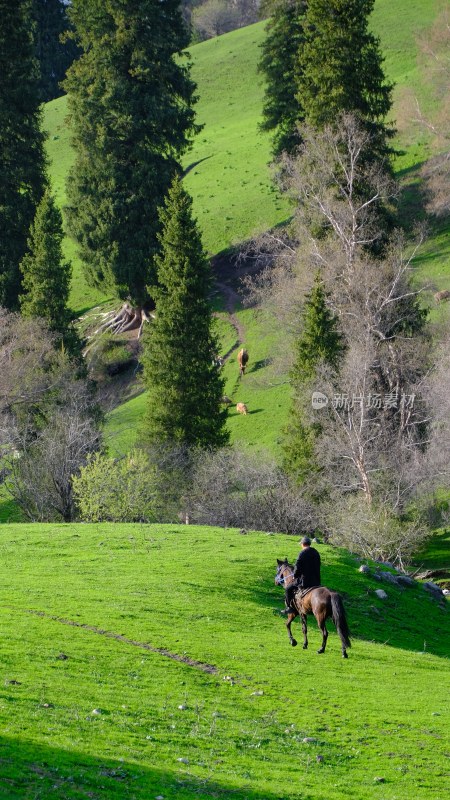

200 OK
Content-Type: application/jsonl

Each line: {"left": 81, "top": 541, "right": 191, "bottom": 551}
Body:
{"left": 73, "top": 449, "right": 158, "bottom": 522}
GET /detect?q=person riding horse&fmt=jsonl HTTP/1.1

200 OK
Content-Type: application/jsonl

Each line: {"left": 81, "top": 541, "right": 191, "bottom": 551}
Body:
{"left": 283, "top": 536, "right": 321, "bottom": 614}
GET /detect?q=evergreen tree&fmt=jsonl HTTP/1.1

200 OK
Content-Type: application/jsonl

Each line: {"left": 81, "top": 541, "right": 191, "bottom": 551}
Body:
{"left": 284, "top": 273, "right": 344, "bottom": 483}
{"left": 0, "top": 0, "right": 47, "bottom": 310}
{"left": 142, "top": 177, "right": 228, "bottom": 449}
{"left": 259, "top": 0, "right": 307, "bottom": 156}
{"left": 33, "top": 0, "right": 80, "bottom": 102}
{"left": 64, "top": 0, "right": 199, "bottom": 312}
{"left": 20, "top": 189, "right": 81, "bottom": 358}
{"left": 298, "top": 0, "right": 394, "bottom": 162}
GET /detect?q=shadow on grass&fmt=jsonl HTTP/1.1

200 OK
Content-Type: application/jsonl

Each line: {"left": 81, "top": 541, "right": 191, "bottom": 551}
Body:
{"left": 250, "top": 358, "right": 272, "bottom": 373}
{"left": 183, "top": 155, "right": 214, "bottom": 177}
{"left": 0, "top": 734, "right": 300, "bottom": 800}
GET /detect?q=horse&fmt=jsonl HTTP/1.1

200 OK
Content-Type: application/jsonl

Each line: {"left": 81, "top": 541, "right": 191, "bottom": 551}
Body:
{"left": 238, "top": 348, "right": 249, "bottom": 376}
{"left": 275, "top": 558, "right": 351, "bottom": 659}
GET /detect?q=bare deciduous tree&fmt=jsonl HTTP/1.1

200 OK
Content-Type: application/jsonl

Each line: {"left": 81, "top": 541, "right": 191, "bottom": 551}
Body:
{"left": 5, "top": 379, "right": 101, "bottom": 522}
{"left": 187, "top": 446, "right": 317, "bottom": 533}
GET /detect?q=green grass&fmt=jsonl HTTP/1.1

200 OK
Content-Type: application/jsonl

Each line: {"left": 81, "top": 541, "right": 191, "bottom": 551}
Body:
{"left": 413, "top": 528, "right": 450, "bottom": 571}
{"left": 0, "top": 522, "right": 448, "bottom": 799}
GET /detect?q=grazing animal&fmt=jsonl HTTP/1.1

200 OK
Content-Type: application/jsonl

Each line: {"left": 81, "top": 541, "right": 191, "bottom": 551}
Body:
{"left": 236, "top": 402, "right": 248, "bottom": 415}
{"left": 275, "top": 558, "right": 351, "bottom": 659}
{"left": 238, "top": 348, "right": 249, "bottom": 376}
{"left": 434, "top": 289, "right": 450, "bottom": 303}
{"left": 221, "top": 395, "right": 233, "bottom": 406}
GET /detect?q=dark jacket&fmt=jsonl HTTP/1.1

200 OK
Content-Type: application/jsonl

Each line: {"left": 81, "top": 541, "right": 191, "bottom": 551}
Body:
{"left": 293, "top": 546, "right": 321, "bottom": 588}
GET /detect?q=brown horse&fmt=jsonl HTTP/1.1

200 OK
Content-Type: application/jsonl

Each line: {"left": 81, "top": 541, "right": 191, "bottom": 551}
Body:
{"left": 275, "top": 559, "right": 351, "bottom": 659}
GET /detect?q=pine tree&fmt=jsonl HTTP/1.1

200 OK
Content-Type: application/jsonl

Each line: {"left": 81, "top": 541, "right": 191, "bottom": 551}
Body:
{"left": 259, "top": 0, "right": 307, "bottom": 156}
{"left": 33, "top": 0, "right": 80, "bottom": 102}
{"left": 64, "top": 0, "right": 199, "bottom": 320}
{"left": 20, "top": 189, "right": 81, "bottom": 358}
{"left": 142, "top": 177, "right": 228, "bottom": 449}
{"left": 298, "top": 0, "right": 394, "bottom": 162}
{"left": 0, "top": 0, "right": 47, "bottom": 310}
{"left": 284, "top": 273, "right": 344, "bottom": 483}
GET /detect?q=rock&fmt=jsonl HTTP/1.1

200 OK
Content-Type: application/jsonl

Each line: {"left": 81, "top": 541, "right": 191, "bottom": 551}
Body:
{"left": 374, "top": 589, "right": 388, "bottom": 600}
{"left": 316, "top": 755, "right": 324, "bottom": 763}
{"left": 251, "top": 690, "right": 264, "bottom": 696}
{"left": 177, "top": 758, "right": 189, "bottom": 764}
{"left": 155, "top": 796, "right": 164, "bottom": 799}
{"left": 370, "top": 605, "right": 381, "bottom": 615}
{"left": 443, "top": 589, "right": 450, "bottom": 596}
{"left": 178, "top": 704, "right": 187, "bottom": 710}
{"left": 57, "top": 652, "right": 69, "bottom": 660}
{"left": 379, "top": 571, "right": 399, "bottom": 585}
{"left": 91, "top": 708, "right": 102, "bottom": 715}
{"left": 396, "top": 575, "right": 415, "bottom": 587}
{"left": 423, "top": 581, "right": 443, "bottom": 597}
{"left": 359, "top": 565, "right": 370, "bottom": 574}
{"left": 373, "top": 777, "right": 386, "bottom": 783}
{"left": 303, "top": 737, "right": 318, "bottom": 743}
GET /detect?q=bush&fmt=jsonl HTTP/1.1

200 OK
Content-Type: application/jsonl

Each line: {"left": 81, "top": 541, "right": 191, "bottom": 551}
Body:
{"left": 326, "top": 496, "right": 430, "bottom": 569}
{"left": 73, "top": 449, "right": 158, "bottom": 522}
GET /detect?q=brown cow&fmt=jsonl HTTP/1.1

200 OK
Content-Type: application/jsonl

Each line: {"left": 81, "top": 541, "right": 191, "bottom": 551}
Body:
{"left": 236, "top": 402, "right": 248, "bottom": 415}
{"left": 434, "top": 289, "right": 450, "bottom": 303}
{"left": 238, "top": 348, "right": 249, "bottom": 376}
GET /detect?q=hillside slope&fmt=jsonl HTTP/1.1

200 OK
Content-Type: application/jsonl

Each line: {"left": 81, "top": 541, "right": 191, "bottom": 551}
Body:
{"left": 0, "top": 523, "right": 448, "bottom": 799}
{"left": 43, "top": 0, "right": 449, "bottom": 457}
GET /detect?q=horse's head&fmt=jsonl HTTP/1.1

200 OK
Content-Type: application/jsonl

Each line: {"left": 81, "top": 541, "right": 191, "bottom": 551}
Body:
{"left": 275, "top": 558, "right": 294, "bottom": 586}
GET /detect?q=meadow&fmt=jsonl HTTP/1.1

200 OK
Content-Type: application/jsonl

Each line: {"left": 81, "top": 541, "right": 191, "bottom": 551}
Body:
{"left": 0, "top": 522, "right": 448, "bottom": 799}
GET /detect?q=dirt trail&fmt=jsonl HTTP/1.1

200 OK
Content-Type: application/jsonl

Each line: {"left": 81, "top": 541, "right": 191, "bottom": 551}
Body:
{"left": 15, "top": 608, "right": 218, "bottom": 674}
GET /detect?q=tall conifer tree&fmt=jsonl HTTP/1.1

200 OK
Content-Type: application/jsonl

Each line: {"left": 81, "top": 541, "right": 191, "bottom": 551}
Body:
{"left": 64, "top": 0, "right": 199, "bottom": 315}
{"left": 142, "top": 177, "right": 228, "bottom": 449}
{"left": 33, "top": 0, "right": 79, "bottom": 102}
{"left": 20, "top": 189, "right": 81, "bottom": 358}
{"left": 0, "top": 0, "right": 46, "bottom": 310}
{"left": 259, "top": 0, "right": 307, "bottom": 156}
{"left": 298, "top": 0, "right": 394, "bottom": 162}
{"left": 284, "top": 274, "right": 344, "bottom": 483}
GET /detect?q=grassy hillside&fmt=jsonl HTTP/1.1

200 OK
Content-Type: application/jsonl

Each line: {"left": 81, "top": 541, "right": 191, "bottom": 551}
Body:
{"left": 43, "top": 0, "right": 445, "bottom": 310}
{"left": 0, "top": 522, "right": 448, "bottom": 799}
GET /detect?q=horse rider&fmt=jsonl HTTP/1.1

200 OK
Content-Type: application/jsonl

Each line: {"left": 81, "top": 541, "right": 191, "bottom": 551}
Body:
{"left": 283, "top": 536, "right": 321, "bottom": 614}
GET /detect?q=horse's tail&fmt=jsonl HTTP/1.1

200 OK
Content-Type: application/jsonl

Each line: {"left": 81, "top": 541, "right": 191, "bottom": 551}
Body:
{"left": 331, "top": 592, "right": 351, "bottom": 649}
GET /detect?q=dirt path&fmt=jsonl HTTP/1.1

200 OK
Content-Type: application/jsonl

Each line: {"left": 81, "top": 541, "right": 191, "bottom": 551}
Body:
{"left": 16, "top": 608, "right": 218, "bottom": 674}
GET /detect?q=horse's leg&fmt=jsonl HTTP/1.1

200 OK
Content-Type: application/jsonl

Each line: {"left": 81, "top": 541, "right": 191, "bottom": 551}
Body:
{"left": 286, "top": 611, "right": 298, "bottom": 647}
{"left": 316, "top": 613, "right": 328, "bottom": 654}
{"left": 301, "top": 613, "right": 308, "bottom": 649}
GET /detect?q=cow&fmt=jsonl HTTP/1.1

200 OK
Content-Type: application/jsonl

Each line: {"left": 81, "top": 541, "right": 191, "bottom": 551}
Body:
{"left": 434, "top": 289, "right": 450, "bottom": 303}
{"left": 238, "top": 348, "right": 249, "bottom": 376}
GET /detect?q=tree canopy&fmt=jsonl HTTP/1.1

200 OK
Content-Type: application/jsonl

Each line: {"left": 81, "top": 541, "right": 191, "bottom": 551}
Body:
{"left": 64, "top": 0, "right": 199, "bottom": 307}
{"left": 0, "top": 0, "right": 47, "bottom": 310}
